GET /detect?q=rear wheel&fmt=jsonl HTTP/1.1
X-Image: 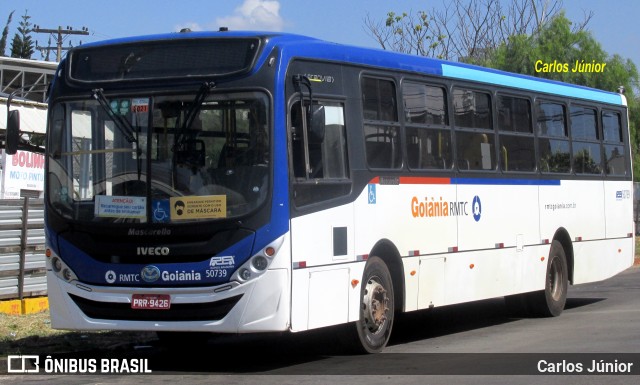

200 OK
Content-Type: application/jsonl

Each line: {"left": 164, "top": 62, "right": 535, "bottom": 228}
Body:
{"left": 505, "top": 240, "right": 568, "bottom": 318}
{"left": 353, "top": 256, "right": 394, "bottom": 353}
{"left": 530, "top": 240, "right": 568, "bottom": 317}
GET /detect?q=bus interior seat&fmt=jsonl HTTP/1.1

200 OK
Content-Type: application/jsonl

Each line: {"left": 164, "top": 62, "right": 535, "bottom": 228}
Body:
{"left": 365, "top": 133, "right": 397, "bottom": 168}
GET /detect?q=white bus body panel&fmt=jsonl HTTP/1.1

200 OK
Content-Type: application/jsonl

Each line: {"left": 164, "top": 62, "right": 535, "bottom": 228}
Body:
{"left": 604, "top": 180, "right": 634, "bottom": 238}
{"left": 290, "top": 177, "right": 633, "bottom": 333}
{"left": 539, "top": 180, "right": 605, "bottom": 242}
{"left": 289, "top": 202, "right": 365, "bottom": 331}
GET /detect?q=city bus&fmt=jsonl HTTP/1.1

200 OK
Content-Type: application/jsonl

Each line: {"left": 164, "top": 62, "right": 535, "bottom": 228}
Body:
{"left": 4, "top": 30, "right": 634, "bottom": 353}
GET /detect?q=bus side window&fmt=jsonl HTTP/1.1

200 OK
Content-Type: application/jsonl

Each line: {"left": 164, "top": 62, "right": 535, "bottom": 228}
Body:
{"left": 403, "top": 82, "right": 451, "bottom": 170}
{"left": 570, "top": 105, "right": 602, "bottom": 175}
{"left": 497, "top": 95, "right": 535, "bottom": 172}
{"left": 602, "top": 110, "right": 628, "bottom": 176}
{"left": 290, "top": 101, "right": 350, "bottom": 206}
{"left": 322, "top": 105, "right": 348, "bottom": 178}
{"left": 453, "top": 88, "right": 495, "bottom": 171}
{"left": 362, "top": 77, "right": 401, "bottom": 169}
{"left": 291, "top": 101, "right": 348, "bottom": 180}
{"left": 537, "top": 101, "right": 570, "bottom": 173}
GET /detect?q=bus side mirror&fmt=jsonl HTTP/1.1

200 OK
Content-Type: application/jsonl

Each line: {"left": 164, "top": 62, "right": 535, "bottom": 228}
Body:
{"left": 6, "top": 110, "right": 20, "bottom": 155}
{"left": 308, "top": 104, "right": 325, "bottom": 144}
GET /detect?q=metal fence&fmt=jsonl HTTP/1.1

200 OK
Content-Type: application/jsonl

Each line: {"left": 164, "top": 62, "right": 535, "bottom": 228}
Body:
{"left": 0, "top": 198, "right": 46, "bottom": 300}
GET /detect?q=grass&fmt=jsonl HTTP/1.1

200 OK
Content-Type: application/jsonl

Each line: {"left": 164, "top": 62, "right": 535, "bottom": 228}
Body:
{"left": 1, "top": 240, "right": 639, "bottom": 355}
{"left": 0, "top": 310, "right": 156, "bottom": 355}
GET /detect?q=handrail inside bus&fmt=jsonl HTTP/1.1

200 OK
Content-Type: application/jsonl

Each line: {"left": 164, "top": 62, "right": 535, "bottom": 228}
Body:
{"left": 60, "top": 147, "right": 137, "bottom": 157}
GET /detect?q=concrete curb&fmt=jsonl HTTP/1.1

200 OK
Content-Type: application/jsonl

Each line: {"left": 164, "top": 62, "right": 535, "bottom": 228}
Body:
{"left": 0, "top": 297, "right": 48, "bottom": 315}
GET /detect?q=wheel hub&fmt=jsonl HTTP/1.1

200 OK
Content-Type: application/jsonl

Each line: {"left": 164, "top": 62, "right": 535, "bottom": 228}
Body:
{"left": 549, "top": 257, "right": 562, "bottom": 300}
{"left": 363, "top": 278, "right": 390, "bottom": 333}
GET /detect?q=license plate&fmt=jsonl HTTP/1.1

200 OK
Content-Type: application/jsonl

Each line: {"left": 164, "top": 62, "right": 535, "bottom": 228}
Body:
{"left": 131, "top": 294, "right": 171, "bottom": 310}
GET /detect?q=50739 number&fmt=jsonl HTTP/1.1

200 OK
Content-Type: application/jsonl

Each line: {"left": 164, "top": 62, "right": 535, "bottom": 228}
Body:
{"left": 205, "top": 269, "right": 228, "bottom": 278}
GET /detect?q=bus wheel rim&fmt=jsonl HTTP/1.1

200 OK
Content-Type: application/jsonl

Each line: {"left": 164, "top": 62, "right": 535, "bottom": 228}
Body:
{"left": 363, "top": 276, "right": 389, "bottom": 334}
{"left": 549, "top": 257, "right": 562, "bottom": 301}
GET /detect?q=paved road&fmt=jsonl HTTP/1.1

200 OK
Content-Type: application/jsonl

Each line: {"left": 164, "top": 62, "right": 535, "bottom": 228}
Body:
{"left": 3, "top": 266, "right": 640, "bottom": 384}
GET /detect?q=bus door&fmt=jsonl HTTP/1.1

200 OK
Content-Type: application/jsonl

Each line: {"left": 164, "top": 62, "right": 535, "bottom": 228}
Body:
{"left": 288, "top": 99, "right": 354, "bottom": 331}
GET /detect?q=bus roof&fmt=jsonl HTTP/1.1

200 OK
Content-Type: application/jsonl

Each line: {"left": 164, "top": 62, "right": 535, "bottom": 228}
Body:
{"left": 78, "top": 31, "right": 625, "bottom": 107}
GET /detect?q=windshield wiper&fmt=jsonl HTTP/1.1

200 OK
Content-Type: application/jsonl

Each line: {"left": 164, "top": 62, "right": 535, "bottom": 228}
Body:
{"left": 91, "top": 88, "right": 137, "bottom": 143}
{"left": 173, "top": 82, "right": 216, "bottom": 170}
{"left": 184, "top": 81, "right": 216, "bottom": 131}
{"left": 175, "top": 82, "right": 216, "bottom": 145}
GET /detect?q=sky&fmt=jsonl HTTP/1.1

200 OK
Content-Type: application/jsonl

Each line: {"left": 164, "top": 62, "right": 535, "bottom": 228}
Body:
{"left": 1, "top": 0, "right": 639, "bottom": 70}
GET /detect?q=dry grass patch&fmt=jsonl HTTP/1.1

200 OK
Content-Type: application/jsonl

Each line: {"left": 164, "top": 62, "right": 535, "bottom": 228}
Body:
{"left": 0, "top": 310, "right": 156, "bottom": 355}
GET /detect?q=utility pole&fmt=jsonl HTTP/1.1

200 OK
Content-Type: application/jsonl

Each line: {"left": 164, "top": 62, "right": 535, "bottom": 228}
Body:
{"left": 32, "top": 25, "right": 89, "bottom": 62}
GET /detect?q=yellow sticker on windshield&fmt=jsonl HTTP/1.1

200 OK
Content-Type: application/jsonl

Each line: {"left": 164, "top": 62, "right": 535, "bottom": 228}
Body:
{"left": 170, "top": 195, "right": 227, "bottom": 220}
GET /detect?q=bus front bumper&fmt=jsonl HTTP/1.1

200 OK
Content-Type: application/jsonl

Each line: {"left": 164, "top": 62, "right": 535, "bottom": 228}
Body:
{"left": 46, "top": 268, "right": 290, "bottom": 333}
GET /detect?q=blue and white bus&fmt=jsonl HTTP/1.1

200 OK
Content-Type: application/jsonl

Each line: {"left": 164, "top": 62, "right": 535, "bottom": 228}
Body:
{"left": 5, "top": 30, "right": 634, "bottom": 353}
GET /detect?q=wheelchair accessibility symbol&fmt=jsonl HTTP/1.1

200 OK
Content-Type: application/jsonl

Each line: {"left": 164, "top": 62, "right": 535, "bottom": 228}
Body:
{"left": 153, "top": 201, "right": 170, "bottom": 222}
{"left": 368, "top": 184, "right": 376, "bottom": 204}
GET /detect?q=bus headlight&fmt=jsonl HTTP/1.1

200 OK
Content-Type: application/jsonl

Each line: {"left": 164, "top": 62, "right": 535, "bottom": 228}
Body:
{"left": 239, "top": 268, "right": 252, "bottom": 280}
{"left": 52, "top": 257, "right": 62, "bottom": 272}
{"left": 47, "top": 249, "right": 78, "bottom": 282}
{"left": 231, "top": 235, "right": 285, "bottom": 283}
{"left": 62, "top": 268, "right": 73, "bottom": 281}
{"left": 252, "top": 256, "right": 268, "bottom": 271}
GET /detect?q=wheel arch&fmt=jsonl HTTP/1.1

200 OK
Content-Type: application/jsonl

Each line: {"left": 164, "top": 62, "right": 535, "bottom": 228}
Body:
{"left": 552, "top": 227, "right": 574, "bottom": 284}
{"left": 369, "top": 239, "right": 405, "bottom": 312}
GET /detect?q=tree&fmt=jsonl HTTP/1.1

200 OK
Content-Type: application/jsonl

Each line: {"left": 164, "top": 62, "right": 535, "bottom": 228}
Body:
{"left": 364, "top": 10, "right": 447, "bottom": 58}
{"left": 0, "top": 10, "right": 14, "bottom": 56}
{"left": 363, "top": 0, "right": 587, "bottom": 62}
{"left": 481, "top": 12, "right": 637, "bottom": 88}
{"left": 10, "top": 10, "right": 34, "bottom": 59}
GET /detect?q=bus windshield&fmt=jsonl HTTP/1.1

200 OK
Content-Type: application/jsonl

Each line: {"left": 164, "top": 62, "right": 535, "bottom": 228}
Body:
{"left": 47, "top": 90, "right": 270, "bottom": 223}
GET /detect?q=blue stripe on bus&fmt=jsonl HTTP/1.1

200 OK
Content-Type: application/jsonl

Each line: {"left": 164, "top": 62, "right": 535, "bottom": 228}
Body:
{"left": 442, "top": 64, "right": 623, "bottom": 105}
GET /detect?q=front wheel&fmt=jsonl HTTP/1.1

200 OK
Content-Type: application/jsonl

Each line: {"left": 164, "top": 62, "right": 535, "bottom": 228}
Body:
{"left": 353, "top": 256, "right": 395, "bottom": 353}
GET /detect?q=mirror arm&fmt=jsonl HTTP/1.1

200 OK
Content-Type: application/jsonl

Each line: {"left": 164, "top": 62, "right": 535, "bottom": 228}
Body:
{"left": 293, "top": 75, "right": 315, "bottom": 177}
{"left": 293, "top": 75, "right": 314, "bottom": 124}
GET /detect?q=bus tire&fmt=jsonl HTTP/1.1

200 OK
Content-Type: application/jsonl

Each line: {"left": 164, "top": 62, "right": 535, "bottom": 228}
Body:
{"left": 529, "top": 240, "right": 569, "bottom": 317}
{"left": 353, "top": 256, "right": 395, "bottom": 353}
